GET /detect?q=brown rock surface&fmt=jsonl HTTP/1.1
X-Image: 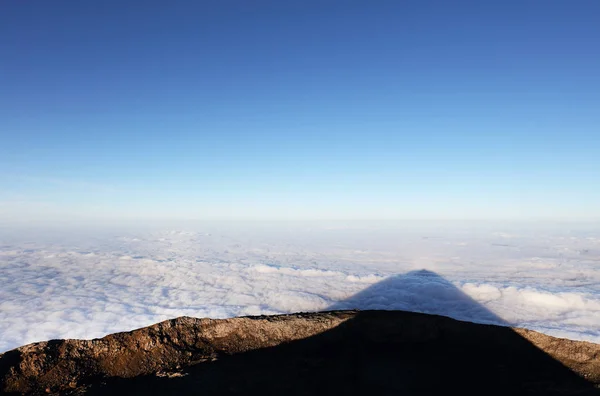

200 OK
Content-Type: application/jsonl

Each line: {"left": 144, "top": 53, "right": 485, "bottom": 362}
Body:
{"left": 1, "top": 310, "right": 600, "bottom": 395}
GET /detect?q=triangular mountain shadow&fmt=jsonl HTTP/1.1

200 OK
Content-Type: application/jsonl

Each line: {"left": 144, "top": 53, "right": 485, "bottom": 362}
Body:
{"left": 46, "top": 271, "right": 600, "bottom": 394}
{"left": 329, "top": 269, "right": 506, "bottom": 325}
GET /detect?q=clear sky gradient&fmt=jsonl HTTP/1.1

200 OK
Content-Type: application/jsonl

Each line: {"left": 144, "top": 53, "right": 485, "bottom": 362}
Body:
{"left": 1, "top": 1, "right": 599, "bottom": 222}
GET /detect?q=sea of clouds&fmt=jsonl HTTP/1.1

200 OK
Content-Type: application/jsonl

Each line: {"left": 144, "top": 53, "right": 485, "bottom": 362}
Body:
{"left": 1, "top": 221, "right": 600, "bottom": 352}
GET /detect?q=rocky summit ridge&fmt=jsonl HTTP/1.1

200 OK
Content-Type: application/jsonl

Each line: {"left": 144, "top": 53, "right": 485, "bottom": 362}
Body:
{"left": 1, "top": 310, "right": 600, "bottom": 395}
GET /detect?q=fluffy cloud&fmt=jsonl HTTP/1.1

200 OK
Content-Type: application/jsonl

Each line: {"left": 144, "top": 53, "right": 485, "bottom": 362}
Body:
{"left": 1, "top": 223, "right": 600, "bottom": 352}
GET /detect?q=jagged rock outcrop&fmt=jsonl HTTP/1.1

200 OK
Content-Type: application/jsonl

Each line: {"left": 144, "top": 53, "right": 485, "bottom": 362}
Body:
{"left": 1, "top": 310, "right": 600, "bottom": 395}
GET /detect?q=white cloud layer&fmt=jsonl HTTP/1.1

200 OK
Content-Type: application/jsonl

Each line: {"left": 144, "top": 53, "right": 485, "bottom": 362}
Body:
{"left": 1, "top": 222, "right": 600, "bottom": 352}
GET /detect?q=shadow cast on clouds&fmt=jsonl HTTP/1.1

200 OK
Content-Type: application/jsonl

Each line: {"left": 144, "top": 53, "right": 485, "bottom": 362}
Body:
{"left": 330, "top": 269, "right": 506, "bottom": 325}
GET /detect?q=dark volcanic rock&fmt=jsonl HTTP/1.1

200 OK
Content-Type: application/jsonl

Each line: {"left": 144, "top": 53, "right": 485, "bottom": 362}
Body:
{"left": 1, "top": 310, "right": 600, "bottom": 395}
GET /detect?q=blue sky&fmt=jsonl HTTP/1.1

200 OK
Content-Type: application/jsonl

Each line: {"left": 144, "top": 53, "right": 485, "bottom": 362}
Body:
{"left": 1, "top": 1, "right": 599, "bottom": 222}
